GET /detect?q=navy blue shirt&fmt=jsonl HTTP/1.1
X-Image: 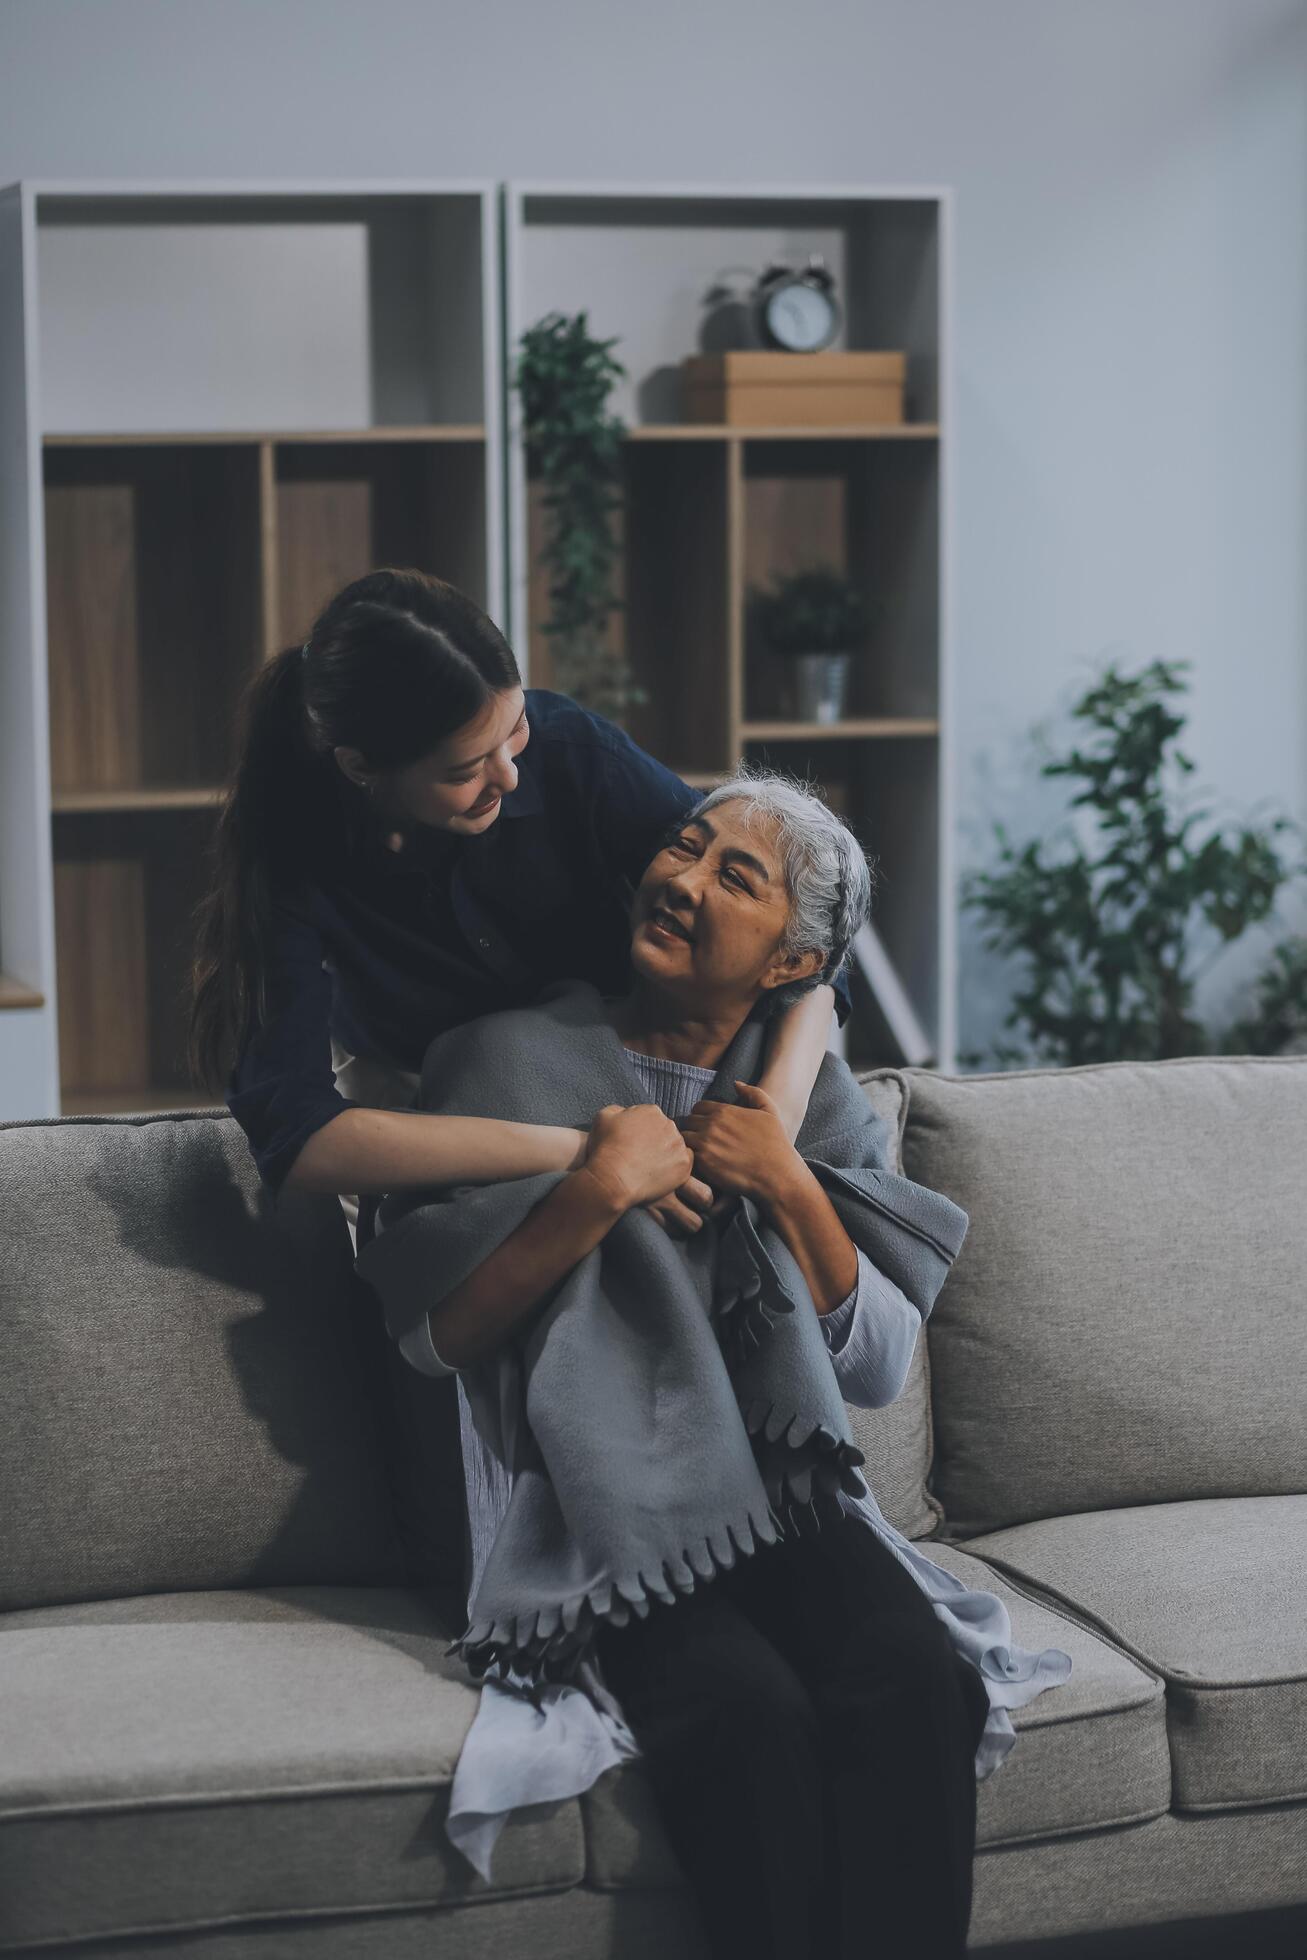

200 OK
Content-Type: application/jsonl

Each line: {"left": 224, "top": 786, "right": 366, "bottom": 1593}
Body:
{"left": 226, "top": 689, "right": 852, "bottom": 1200}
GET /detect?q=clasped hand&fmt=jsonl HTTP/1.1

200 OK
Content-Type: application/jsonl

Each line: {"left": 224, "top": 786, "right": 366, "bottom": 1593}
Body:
{"left": 584, "top": 1084, "right": 801, "bottom": 1238}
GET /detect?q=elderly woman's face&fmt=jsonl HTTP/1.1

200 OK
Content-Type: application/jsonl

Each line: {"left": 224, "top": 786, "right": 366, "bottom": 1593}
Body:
{"left": 630, "top": 800, "right": 821, "bottom": 1005}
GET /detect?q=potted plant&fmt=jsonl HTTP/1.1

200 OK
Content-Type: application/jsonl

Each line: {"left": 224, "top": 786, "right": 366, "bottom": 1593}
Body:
{"left": 513, "top": 310, "right": 646, "bottom": 724}
{"left": 960, "top": 657, "right": 1307, "bottom": 1068}
{"left": 748, "top": 565, "right": 871, "bottom": 724}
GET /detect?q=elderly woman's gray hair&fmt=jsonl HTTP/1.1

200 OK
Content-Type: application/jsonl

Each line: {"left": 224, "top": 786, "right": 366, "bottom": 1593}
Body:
{"left": 688, "top": 765, "right": 876, "bottom": 1014}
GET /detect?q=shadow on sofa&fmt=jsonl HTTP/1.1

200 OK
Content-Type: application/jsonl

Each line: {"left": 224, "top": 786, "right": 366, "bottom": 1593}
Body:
{"left": 1, "top": 1049, "right": 1305, "bottom": 1956}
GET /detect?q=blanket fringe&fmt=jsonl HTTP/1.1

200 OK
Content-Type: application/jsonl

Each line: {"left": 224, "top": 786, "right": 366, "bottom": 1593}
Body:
{"left": 443, "top": 1500, "right": 780, "bottom": 1686}
{"left": 444, "top": 1411, "right": 867, "bottom": 1689}
{"left": 743, "top": 1399, "right": 868, "bottom": 1510}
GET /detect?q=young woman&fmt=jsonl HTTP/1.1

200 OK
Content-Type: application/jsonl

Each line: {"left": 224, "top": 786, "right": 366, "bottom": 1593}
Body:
{"left": 188, "top": 568, "right": 851, "bottom": 1240}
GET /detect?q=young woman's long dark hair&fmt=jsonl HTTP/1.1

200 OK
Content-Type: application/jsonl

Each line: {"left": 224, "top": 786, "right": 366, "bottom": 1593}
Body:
{"left": 188, "top": 567, "right": 521, "bottom": 1098}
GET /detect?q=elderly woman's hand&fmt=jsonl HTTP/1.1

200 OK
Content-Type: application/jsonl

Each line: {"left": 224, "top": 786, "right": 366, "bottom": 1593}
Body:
{"left": 641, "top": 1173, "right": 718, "bottom": 1237}
{"left": 678, "top": 1081, "right": 803, "bottom": 1212}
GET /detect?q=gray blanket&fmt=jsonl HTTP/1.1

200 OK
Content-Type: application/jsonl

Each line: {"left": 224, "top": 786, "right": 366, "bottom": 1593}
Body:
{"left": 355, "top": 979, "right": 969, "bottom": 1688}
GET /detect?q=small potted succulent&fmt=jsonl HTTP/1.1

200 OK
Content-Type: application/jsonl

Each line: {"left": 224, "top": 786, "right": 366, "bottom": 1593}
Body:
{"left": 749, "top": 565, "right": 871, "bottom": 724}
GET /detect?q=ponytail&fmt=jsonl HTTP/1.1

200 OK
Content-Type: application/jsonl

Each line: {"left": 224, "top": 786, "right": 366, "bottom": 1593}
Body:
{"left": 188, "top": 643, "right": 324, "bottom": 1096}
{"left": 187, "top": 569, "right": 520, "bottom": 1095}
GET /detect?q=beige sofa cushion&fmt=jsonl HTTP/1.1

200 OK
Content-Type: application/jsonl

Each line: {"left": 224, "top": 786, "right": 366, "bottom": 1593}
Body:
{"left": 900, "top": 1054, "right": 1307, "bottom": 1536}
{"left": 845, "top": 1068, "right": 941, "bottom": 1540}
{"left": 967, "top": 1493, "right": 1307, "bottom": 1812}
{"left": 0, "top": 1114, "right": 408, "bottom": 1612}
{"left": 0, "top": 1586, "right": 584, "bottom": 1951}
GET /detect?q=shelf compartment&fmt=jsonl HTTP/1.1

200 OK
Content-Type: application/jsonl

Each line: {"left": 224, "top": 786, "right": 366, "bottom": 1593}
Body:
{"left": 526, "top": 440, "right": 732, "bottom": 781}
{"left": 515, "top": 191, "right": 941, "bottom": 426}
{"left": 741, "top": 437, "right": 939, "bottom": 725}
{"left": 37, "top": 192, "right": 489, "bottom": 435}
{"left": 274, "top": 439, "right": 487, "bottom": 648}
{"left": 44, "top": 444, "right": 263, "bottom": 795}
{"left": 52, "top": 807, "right": 216, "bottom": 1108}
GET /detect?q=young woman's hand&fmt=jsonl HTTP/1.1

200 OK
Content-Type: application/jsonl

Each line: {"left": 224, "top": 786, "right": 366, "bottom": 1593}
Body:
{"left": 581, "top": 1104, "right": 696, "bottom": 1216}
{"left": 677, "top": 1080, "right": 804, "bottom": 1212}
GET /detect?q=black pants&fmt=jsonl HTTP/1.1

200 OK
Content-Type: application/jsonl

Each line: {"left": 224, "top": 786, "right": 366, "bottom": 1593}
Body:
{"left": 592, "top": 1499, "right": 991, "bottom": 1960}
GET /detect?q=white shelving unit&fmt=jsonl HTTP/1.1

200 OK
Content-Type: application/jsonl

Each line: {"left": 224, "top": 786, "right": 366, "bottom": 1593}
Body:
{"left": 502, "top": 181, "right": 956, "bottom": 1071}
{"left": 0, "top": 175, "right": 955, "bottom": 1118}
{"left": 0, "top": 179, "right": 504, "bottom": 1118}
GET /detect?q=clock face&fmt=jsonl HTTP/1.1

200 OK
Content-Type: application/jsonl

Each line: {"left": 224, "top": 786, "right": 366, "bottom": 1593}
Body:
{"left": 763, "top": 280, "right": 836, "bottom": 352}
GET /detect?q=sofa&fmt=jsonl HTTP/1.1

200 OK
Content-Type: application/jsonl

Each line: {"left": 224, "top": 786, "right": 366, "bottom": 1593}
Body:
{"left": 2, "top": 1049, "right": 1306, "bottom": 1958}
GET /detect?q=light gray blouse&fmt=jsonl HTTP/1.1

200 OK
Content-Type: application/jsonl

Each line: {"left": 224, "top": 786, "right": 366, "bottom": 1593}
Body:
{"left": 396, "top": 1046, "right": 1074, "bottom": 1883}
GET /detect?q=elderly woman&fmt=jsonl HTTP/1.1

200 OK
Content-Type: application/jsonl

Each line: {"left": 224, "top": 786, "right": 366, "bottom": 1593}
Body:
{"left": 356, "top": 769, "right": 1072, "bottom": 1960}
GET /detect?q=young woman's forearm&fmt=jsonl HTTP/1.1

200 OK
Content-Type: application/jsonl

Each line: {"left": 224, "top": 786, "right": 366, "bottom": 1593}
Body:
{"left": 758, "top": 1159, "right": 858, "bottom": 1316}
{"left": 284, "top": 1105, "right": 589, "bottom": 1196}
{"left": 428, "top": 1166, "right": 624, "bottom": 1370}
{"left": 757, "top": 984, "right": 836, "bottom": 1141}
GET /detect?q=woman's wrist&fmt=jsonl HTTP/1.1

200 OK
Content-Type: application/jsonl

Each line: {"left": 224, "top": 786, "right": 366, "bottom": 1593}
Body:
{"left": 529, "top": 1128, "right": 595, "bottom": 1168}
{"left": 758, "top": 1161, "right": 858, "bottom": 1314}
{"left": 751, "top": 1147, "right": 811, "bottom": 1218}
{"left": 756, "top": 1078, "right": 805, "bottom": 1144}
{"left": 502, "top": 1120, "right": 590, "bottom": 1174}
{"left": 568, "top": 1162, "right": 632, "bottom": 1224}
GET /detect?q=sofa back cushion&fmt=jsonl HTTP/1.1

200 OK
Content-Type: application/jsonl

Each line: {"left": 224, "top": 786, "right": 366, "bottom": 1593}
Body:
{"left": 901, "top": 1054, "right": 1307, "bottom": 1538}
{"left": 0, "top": 1112, "right": 409, "bottom": 1611}
{"left": 843, "top": 1069, "right": 941, "bottom": 1540}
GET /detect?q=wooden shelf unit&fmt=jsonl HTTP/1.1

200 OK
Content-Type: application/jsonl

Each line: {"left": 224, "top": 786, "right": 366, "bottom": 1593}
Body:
{"left": 504, "top": 182, "right": 954, "bottom": 1067}
{"left": 0, "top": 177, "right": 952, "bottom": 1119}
{"left": 2, "top": 181, "right": 504, "bottom": 1118}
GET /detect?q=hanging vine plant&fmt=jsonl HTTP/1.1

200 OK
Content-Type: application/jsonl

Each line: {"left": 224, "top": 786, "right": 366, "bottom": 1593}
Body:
{"left": 513, "top": 310, "right": 646, "bottom": 723}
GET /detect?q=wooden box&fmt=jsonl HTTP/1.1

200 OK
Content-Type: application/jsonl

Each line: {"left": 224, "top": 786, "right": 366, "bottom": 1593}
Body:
{"left": 681, "top": 350, "right": 906, "bottom": 428}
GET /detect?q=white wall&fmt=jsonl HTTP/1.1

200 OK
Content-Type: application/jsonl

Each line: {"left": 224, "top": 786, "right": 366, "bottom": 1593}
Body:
{"left": 2, "top": 0, "right": 1303, "bottom": 1065}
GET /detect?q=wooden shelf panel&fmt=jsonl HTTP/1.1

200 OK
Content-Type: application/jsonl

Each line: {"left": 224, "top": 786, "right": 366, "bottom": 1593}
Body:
{"left": 44, "top": 444, "right": 264, "bottom": 796}
{"left": 274, "top": 439, "right": 488, "bottom": 646}
{"left": 53, "top": 786, "right": 226, "bottom": 812}
{"left": 626, "top": 423, "right": 938, "bottom": 442}
{"left": 52, "top": 807, "right": 215, "bottom": 1109}
{"left": 45, "top": 427, "right": 486, "bottom": 447}
{"left": 0, "top": 974, "right": 45, "bottom": 1010}
{"left": 742, "top": 718, "right": 938, "bottom": 740}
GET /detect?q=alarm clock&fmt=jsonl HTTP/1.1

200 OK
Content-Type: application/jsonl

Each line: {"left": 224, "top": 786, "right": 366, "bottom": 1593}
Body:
{"left": 753, "top": 256, "right": 843, "bottom": 353}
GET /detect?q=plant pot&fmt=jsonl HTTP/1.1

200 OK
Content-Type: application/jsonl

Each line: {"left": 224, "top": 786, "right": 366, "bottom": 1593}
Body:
{"left": 792, "top": 651, "right": 853, "bottom": 724}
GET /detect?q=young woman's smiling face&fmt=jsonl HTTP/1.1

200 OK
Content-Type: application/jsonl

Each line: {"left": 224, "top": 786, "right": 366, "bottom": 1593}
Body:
{"left": 630, "top": 800, "right": 824, "bottom": 1008}
{"left": 335, "top": 688, "right": 529, "bottom": 838}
